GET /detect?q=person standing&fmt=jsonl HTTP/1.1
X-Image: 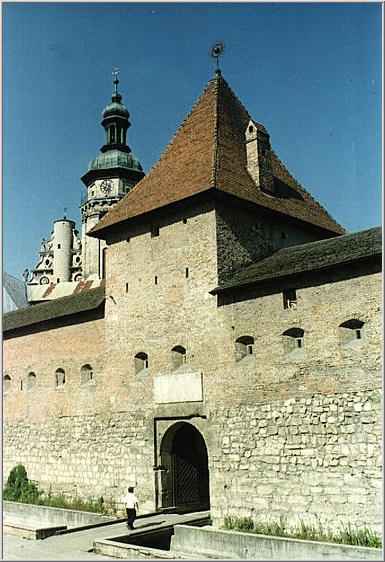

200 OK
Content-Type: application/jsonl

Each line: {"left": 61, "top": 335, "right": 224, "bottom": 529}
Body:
{"left": 122, "top": 486, "right": 139, "bottom": 529}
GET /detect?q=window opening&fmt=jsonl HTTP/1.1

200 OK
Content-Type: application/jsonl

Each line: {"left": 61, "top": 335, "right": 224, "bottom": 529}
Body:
{"left": 235, "top": 336, "right": 254, "bottom": 362}
{"left": 81, "top": 364, "right": 94, "bottom": 384}
{"left": 171, "top": 346, "right": 187, "bottom": 370}
{"left": 4, "top": 375, "right": 11, "bottom": 393}
{"left": 283, "top": 289, "right": 297, "bottom": 310}
{"left": 57, "top": 244, "right": 61, "bottom": 249}
{"left": 155, "top": 276, "right": 158, "bottom": 285}
{"left": 27, "top": 372, "right": 36, "bottom": 390}
{"left": 126, "top": 283, "right": 129, "bottom": 293}
{"left": 282, "top": 328, "right": 304, "bottom": 355}
{"left": 151, "top": 225, "right": 160, "bottom": 238}
{"left": 135, "top": 352, "right": 149, "bottom": 374}
{"left": 55, "top": 368, "right": 65, "bottom": 387}
{"left": 183, "top": 218, "right": 187, "bottom": 224}
{"left": 339, "top": 319, "right": 364, "bottom": 346}
{"left": 185, "top": 268, "right": 189, "bottom": 278}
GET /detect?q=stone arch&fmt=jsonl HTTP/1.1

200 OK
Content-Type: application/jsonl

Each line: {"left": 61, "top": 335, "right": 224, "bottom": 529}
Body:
{"left": 160, "top": 422, "right": 210, "bottom": 511}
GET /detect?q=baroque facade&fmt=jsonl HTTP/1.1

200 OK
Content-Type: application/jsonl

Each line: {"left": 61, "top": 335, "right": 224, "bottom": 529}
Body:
{"left": 3, "top": 70, "right": 382, "bottom": 533}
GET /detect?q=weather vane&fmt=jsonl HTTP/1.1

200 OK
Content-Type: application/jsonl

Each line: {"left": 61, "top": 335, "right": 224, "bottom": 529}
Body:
{"left": 63, "top": 207, "right": 68, "bottom": 219}
{"left": 210, "top": 42, "right": 225, "bottom": 74}
{"left": 112, "top": 67, "right": 120, "bottom": 94}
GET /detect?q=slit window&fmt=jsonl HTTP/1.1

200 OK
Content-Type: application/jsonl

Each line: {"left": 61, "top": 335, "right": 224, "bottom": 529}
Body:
{"left": 235, "top": 336, "right": 255, "bottom": 362}
{"left": 185, "top": 268, "right": 189, "bottom": 278}
{"left": 283, "top": 289, "right": 297, "bottom": 310}
{"left": 171, "top": 345, "right": 186, "bottom": 370}
{"left": 155, "top": 276, "right": 158, "bottom": 285}
{"left": 135, "top": 352, "right": 149, "bottom": 374}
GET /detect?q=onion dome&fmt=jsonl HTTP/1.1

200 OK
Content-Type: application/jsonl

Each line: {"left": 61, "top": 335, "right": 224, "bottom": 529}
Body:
{"left": 88, "top": 149, "right": 143, "bottom": 173}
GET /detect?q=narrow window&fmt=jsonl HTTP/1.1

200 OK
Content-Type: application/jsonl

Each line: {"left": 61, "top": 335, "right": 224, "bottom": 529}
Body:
{"left": 283, "top": 289, "right": 297, "bottom": 310}
{"left": 135, "top": 352, "right": 149, "bottom": 374}
{"left": 20, "top": 380, "right": 23, "bottom": 391}
{"left": 125, "top": 283, "right": 129, "bottom": 293}
{"left": 282, "top": 328, "right": 304, "bottom": 355}
{"left": 248, "top": 125, "right": 254, "bottom": 133}
{"left": 183, "top": 218, "right": 187, "bottom": 224}
{"left": 57, "top": 244, "right": 61, "bottom": 249}
{"left": 81, "top": 364, "right": 94, "bottom": 384}
{"left": 4, "top": 375, "right": 11, "bottom": 393}
{"left": 57, "top": 278, "right": 60, "bottom": 283}
{"left": 339, "top": 319, "right": 364, "bottom": 346}
{"left": 171, "top": 346, "right": 186, "bottom": 370}
{"left": 155, "top": 276, "right": 158, "bottom": 285}
{"left": 185, "top": 268, "right": 189, "bottom": 278}
{"left": 55, "top": 368, "right": 65, "bottom": 387}
{"left": 102, "top": 247, "right": 107, "bottom": 279}
{"left": 27, "top": 372, "right": 36, "bottom": 390}
{"left": 235, "top": 336, "right": 254, "bottom": 362}
{"left": 151, "top": 225, "right": 160, "bottom": 238}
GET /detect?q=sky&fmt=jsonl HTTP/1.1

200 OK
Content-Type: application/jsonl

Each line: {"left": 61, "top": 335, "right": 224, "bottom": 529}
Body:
{"left": 3, "top": 2, "right": 382, "bottom": 279}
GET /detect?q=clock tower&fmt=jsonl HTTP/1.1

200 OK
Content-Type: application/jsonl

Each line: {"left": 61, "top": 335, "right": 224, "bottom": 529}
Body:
{"left": 80, "top": 71, "right": 144, "bottom": 278}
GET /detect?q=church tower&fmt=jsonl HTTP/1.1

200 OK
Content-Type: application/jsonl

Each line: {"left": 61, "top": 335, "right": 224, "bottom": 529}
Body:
{"left": 80, "top": 71, "right": 144, "bottom": 278}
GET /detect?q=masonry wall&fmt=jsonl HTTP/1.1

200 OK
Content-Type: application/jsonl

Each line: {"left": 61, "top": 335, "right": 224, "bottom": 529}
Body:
{"left": 206, "top": 270, "right": 382, "bottom": 532}
{"left": 2, "top": 202, "right": 382, "bottom": 531}
{"left": 215, "top": 201, "right": 321, "bottom": 282}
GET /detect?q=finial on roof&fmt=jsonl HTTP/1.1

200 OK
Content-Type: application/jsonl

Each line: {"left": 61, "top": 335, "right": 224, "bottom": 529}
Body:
{"left": 210, "top": 41, "right": 225, "bottom": 75}
{"left": 112, "top": 67, "right": 120, "bottom": 95}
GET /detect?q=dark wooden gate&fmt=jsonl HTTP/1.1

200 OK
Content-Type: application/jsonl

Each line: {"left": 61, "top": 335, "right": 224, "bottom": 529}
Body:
{"left": 160, "top": 422, "right": 209, "bottom": 511}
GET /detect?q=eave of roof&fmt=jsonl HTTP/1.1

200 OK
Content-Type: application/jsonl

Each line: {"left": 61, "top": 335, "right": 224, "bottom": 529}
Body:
{"left": 89, "top": 73, "right": 344, "bottom": 239}
{"left": 212, "top": 226, "right": 382, "bottom": 294}
{"left": 3, "top": 286, "right": 105, "bottom": 333}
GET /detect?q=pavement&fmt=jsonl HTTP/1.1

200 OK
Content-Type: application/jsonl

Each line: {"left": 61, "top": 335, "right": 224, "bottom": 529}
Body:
{"left": 2, "top": 511, "right": 210, "bottom": 561}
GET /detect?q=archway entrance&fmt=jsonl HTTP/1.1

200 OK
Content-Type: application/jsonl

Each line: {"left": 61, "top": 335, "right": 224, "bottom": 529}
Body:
{"left": 160, "top": 422, "right": 210, "bottom": 511}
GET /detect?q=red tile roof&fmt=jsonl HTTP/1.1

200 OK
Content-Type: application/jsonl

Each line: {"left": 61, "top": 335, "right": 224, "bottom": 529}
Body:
{"left": 90, "top": 73, "right": 344, "bottom": 237}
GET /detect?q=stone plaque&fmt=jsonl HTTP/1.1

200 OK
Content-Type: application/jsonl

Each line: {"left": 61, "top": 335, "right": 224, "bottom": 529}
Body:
{"left": 154, "top": 371, "right": 203, "bottom": 404}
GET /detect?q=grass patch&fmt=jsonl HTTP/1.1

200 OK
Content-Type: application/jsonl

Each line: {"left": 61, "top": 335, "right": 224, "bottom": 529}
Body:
{"left": 223, "top": 515, "right": 382, "bottom": 548}
{"left": 3, "top": 464, "right": 117, "bottom": 515}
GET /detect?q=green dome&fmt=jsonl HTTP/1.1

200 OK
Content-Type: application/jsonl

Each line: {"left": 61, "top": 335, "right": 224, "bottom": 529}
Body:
{"left": 102, "top": 101, "right": 129, "bottom": 119}
{"left": 88, "top": 149, "right": 143, "bottom": 172}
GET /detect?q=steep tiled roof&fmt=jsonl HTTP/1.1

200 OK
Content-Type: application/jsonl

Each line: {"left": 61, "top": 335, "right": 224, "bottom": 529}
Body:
{"left": 90, "top": 73, "right": 344, "bottom": 237}
{"left": 3, "top": 286, "right": 105, "bottom": 333}
{"left": 212, "top": 226, "right": 382, "bottom": 293}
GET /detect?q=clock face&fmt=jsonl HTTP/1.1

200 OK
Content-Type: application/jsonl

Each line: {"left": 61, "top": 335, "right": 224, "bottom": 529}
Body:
{"left": 100, "top": 179, "right": 113, "bottom": 194}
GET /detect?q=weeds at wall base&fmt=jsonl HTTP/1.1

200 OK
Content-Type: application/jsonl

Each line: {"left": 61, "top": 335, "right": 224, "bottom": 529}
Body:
{"left": 223, "top": 515, "right": 382, "bottom": 549}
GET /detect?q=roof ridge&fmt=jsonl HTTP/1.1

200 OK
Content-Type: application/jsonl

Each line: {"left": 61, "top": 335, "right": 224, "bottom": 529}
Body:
{"left": 129, "top": 78, "right": 218, "bottom": 200}
{"left": 211, "top": 73, "right": 221, "bottom": 187}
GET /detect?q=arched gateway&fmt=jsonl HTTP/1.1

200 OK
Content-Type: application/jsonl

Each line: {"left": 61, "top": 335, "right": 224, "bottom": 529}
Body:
{"left": 160, "top": 422, "right": 210, "bottom": 511}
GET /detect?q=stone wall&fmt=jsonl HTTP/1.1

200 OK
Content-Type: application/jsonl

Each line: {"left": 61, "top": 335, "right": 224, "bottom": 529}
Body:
{"left": 215, "top": 200, "right": 321, "bottom": 282}
{"left": 209, "top": 390, "right": 382, "bottom": 532}
{"left": 2, "top": 197, "right": 382, "bottom": 534}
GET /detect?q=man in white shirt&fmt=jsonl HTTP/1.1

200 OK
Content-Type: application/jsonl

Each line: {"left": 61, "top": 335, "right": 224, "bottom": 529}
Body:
{"left": 122, "top": 486, "right": 139, "bottom": 529}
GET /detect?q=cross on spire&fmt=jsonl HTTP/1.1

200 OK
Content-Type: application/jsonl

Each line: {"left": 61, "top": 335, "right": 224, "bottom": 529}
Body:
{"left": 210, "top": 42, "right": 225, "bottom": 76}
{"left": 112, "top": 67, "right": 120, "bottom": 95}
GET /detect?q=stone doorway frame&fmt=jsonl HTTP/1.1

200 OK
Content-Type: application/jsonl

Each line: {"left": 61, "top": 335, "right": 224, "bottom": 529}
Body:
{"left": 153, "top": 414, "right": 209, "bottom": 513}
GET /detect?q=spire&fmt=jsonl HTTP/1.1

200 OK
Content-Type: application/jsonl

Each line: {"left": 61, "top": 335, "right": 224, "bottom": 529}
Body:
{"left": 100, "top": 69, "right": 131, "bottom": 153}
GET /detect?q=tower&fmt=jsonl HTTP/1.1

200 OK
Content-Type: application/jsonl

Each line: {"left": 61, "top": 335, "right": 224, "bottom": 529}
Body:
{"left": 80, "top": 70, "right": 145, "bottom": 278}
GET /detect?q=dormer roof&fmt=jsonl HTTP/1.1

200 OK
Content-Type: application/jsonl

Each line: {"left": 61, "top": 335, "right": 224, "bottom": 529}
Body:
{"left": 89, "top": 72, "right": 344, "bottom": 238}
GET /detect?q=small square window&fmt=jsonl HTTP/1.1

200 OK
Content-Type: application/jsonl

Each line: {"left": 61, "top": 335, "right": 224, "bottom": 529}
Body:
{"left": 151, "top": 225, "right": 160, "bottom": 238}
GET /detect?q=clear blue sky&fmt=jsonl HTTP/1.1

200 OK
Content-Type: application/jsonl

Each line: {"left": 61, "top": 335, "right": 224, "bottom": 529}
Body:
{"left": 3, "top": 2, "right": 382, "bottom": 279}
